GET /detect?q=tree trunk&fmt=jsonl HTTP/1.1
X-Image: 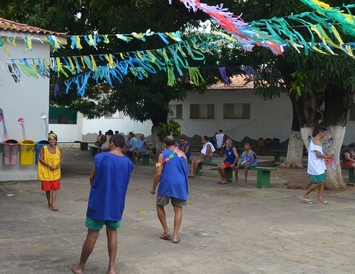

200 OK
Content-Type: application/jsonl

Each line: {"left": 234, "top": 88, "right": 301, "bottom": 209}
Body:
{"left": 150, "top": 106, "right": 169, "bottom": 154}
{"left": 280, "top": 96, "right": 304, "bottom": 168}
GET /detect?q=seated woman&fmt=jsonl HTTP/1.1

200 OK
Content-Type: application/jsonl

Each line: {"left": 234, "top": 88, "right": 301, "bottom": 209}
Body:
{"left": 217, "top": 138, "right": 239, "bottom": 184}
{"left": 188, "top": 135, "right": 215, "bottom": 178}
{"left": 342, "top": 143, "right": 355, "bottom": 168}
{"left": 233, "top": 143, "right": 257, "bottom": 185}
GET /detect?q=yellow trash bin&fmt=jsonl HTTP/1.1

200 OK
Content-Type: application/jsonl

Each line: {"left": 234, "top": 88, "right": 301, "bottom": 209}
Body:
{"left": 19, "top": 139, "right": 35, "bottom": 165}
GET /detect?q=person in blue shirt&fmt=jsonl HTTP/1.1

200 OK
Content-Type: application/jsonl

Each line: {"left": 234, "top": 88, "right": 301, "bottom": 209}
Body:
{"left": 233, "top": 143, "right": 257, "bottom": 185}
{"left": 178, "top": 137, "right": 191, "bottom": 159}
{"left": 72, "top": 134, "right": 134, "bottom": 274}
{"left": 134, "top": 134, "right": 149, "bottom": 165}
{"left": 124, "top": 132, "right": 138, "bottom": 162}
{"left": 217, "top": 138, "right": 239, "bottom": 184}
{"left": 150, "top": 136, "right": 188, "bottom": 244}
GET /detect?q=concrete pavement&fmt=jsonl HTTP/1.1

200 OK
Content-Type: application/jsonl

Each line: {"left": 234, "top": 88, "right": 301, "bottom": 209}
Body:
{"left": 1, "top": 149, "right": 355, "bottom": 274}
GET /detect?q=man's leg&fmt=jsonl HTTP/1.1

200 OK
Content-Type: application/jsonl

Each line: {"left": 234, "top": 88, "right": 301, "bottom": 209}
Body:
{"left": 172, "top": 206, "right": 183, "bottom": 243}
{"left": 217, "top": 163, "right": 224, "bottom": 182}
{"left": 317, "top": 182, "right": 325, "bottom": 203}
{"left": 156, "top": 204, "right": 170, "bottom": 237}
{"left": 72, "top": 229, "right": 100, "bottom": 274}
{"left": 50, "top": 190, "right": 58, "bottom": 211}
{"left": 233, "top": 165, "right": 240, "bottom": 184}
{"left": 45, "top": 191, "right": 51, "bottom": 208}
{"left": 106, "top": 227, "right": 119, "bottom": 274}
{"left": 302, "top": 183, "right": 321, "bottom": 200}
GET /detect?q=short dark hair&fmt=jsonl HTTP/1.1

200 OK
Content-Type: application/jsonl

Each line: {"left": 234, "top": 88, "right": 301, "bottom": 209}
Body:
{"left": 107, "top": 129, "right": 114, "bottom": 135}
{"left": 163, "top": 137, "right": 176, "bottom": 146}
{"left": 349, "top": 143, "right": 355, "bottom": 148}
{"left": 180, "top": 137, "right": 185, "bottom": 140}
{"left": 110, "top": 134, "right": 125, "bottom": 148}
{"left": 313, "top": 126, "right": 327, "bottom": 136}
{"left": 203, "top": 135, "right": 209, "bottom": 141}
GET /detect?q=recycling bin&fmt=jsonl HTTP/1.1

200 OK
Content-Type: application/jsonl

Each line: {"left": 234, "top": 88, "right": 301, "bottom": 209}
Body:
{"left": 273, "top": 138, "right": 280, "bottom": 149}
{"left": 80, "top": 142, "right": 88, "bottom": 151}
{"left": 35, "top": 140, "right": 49, "bottom": 165}
{"left": 19, "top": 139, "right": 35, "bottom": 165}
{"left": 3, "top": 139, "right": 19, "bottom": 166}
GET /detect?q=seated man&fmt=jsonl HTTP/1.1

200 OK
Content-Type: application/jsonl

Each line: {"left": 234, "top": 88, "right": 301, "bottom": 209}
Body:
{"left": 233, "top": 143, "right": 257, "bottom": 185}
{"left": 124, "top": 132, "right": 138, "bottom": 162}
{"left": 178, "top": 137, "right": 191, "bottom": 160}
{"left": 94, "top": 130, "right": 103, "bottom": 146}
{"left": 188, "top": 135, "right": 215, "bottom": 178}
{"left": 217, "top": 138, "right": 239, "bottom": 184}
{"left": 134, "top": 134, "right": 149, "bottom": 165}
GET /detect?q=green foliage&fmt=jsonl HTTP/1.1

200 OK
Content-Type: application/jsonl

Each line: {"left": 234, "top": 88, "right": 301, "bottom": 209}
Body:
{"left": 157, "top": 120, "right": 181, "bottom": 142}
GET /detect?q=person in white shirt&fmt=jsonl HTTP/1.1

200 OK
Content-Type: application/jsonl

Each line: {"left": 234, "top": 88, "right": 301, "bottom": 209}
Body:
{"left": 301, "top": 126, "right": 333, "bottom": 204}
{"left": 188, "top": 136, "right": 215, "bottom": 178}
{"left": 215, "top": 129, "right": 225, "bottom": 156}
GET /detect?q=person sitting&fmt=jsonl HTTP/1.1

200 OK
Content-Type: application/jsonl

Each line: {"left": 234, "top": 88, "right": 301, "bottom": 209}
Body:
{"left": 233, "top": 143, "right": 257, "bottom": 185}
{"left": 95, "top": 130, "right": 103, "bottom": 146}
{"left": 341, "top": 143, "right": 355, "bottom": 168}
{"left": 217, "top": 138, "right": 239, "bottom": 184}
{"left": 134, "top": 134, "right": 149, "bottom": 165}
{"left": 188, "top": 135, "right": 215, "bottom": 178}
{"left": 101, "top": 130, "right": 114, "bottom": 152}
{"left": 124, "top": 132, "right": 138, "bottom": 162}
{"left": 178, "top": 137, "right": 191, "bottom": 160}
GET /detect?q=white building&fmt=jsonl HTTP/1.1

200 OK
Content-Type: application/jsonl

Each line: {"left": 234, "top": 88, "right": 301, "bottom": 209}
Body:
{"left": 0, "top": 18, "right": 65, "bottom": 181}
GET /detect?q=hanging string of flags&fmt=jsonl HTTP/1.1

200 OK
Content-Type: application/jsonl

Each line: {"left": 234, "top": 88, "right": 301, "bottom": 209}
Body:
{"left": 2, "top": 0, "right": 355, "bottom": 97}
{"left": 173, "top": 0, "right": 355, "bottom": 57}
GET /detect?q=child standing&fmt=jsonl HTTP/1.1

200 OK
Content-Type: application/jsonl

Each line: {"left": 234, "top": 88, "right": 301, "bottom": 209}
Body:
{"left": 302, "top": 126, "right": 333, "bottom": 204}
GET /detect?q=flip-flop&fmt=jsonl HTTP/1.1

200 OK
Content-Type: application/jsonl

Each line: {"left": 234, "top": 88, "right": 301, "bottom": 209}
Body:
{"left": 216, "top": 182, "right": 222, "bottom": 184}
{"left": 318, "top": 201, "right": 329, "bottom": 204}
{"left": 220, "top": 182, "right": 228, "bottom": 184}
{"left": 160, "top": 234, "right": 172, "bottom": 241}
{"left": 301, "top": 196, "right": 312, "bottom": 204}
{"left": 172, "top": 237, "right": 181, "bottom": 244}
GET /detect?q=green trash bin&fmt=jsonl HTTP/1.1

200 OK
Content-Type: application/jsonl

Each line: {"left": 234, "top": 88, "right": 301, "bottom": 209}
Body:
{"left": 80, "top": 142, "right": 88, "bottom": 151}
{"left": 141, "top": 153, "right": 150, "bottom": 165}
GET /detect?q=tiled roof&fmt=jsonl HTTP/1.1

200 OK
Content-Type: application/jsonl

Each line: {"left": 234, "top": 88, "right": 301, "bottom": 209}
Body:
{"left": 0, "top": 18, "right": 66, "bottom": 36}
{"left": 208, "top": 75, "right": 254, "bottom": 89}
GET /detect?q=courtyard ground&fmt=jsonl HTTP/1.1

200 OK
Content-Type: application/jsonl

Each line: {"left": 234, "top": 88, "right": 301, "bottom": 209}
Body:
{"left": 1, "top": 149, "right": 355, "bottom": 274}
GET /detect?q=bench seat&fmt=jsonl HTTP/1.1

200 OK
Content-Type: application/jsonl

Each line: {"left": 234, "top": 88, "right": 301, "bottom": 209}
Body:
{"left": 89, "top": 145, "right": 102, "bottom": 156}
{"left": 341, "top": 166, "right": 355, "bottom": 183}
{"left": 188, "top": 159, "right": 277, "bottom": 188}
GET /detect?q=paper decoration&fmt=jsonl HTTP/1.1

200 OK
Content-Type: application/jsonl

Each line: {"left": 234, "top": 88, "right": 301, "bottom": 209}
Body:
{"left": 0, "top": 108, "right": 8, "bottom": 140}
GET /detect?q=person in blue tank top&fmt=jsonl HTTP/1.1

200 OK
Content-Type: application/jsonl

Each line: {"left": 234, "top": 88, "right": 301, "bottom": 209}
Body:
{"left": 217, "top": 138, "right": 239, "bottom": 184}
{"left": 134, "top": 134, "right": 149, "bottom": 165}
{"left": 72, "top": 134, "right": 134, "bottom": 274}
{"left": 151, "top": 136, "right": 189, "bottom": 244}
{"left": 178, "top": 137, "right": 191, "bottom": 159}
{"left": 233, "top": 143, "right": 257, "bottom": 185}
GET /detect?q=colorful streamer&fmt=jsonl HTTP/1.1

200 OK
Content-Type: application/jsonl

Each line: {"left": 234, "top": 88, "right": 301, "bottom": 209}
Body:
{"left": 0, "top": 108, "right": 9, "bottom": 140}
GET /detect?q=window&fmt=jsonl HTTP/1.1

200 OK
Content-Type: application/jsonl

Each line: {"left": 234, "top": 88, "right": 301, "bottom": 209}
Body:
{"left": 190, "top": 104, "right": 215, "bottom": 119}
{"left": 105, "top": 111, "right": 124, "bottom": 119}
{"left": 349, "top": 103, "right": 355, "bottom": 120}
{"left": 170, "top": 104, "right": 183, "bottom": 119}
{"left": 223, "top": 103, "right": 250, "bottom": 119}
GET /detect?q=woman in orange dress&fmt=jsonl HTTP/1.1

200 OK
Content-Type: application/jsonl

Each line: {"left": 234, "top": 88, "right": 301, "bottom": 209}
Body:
{"left": 38, "top": 133, "right": 64, "bottom": 211}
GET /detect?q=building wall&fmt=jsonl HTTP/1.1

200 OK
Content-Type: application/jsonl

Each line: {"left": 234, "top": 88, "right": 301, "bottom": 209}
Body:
{"left": 0, "top": 35, "right": 50, "bottom": 181}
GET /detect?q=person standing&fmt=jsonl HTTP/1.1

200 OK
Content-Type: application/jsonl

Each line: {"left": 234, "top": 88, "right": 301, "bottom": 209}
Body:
{"left": 95, "top": 130, "right": 103, "bottom": 146}
{"left": 124, "top": 132, "right": 138, "bottom": 161}
{"left": 301, "top": 126, "right": 333, "bottom": 204}
{"left": 233, "top": 143, "right": 257, "bottom": 185}
{"left": 150, "top": 136, "right": 188, "bottom": 244}
{"left": 72, "top": 134, "right": 134, "bottom": 274}
{"left": 215, "top": 129, "right": 225, "bottom": 156}
{"left": 217, "top": 138, "right": 239, "bottom": 184}
{"left": 178, "top": 137, "right": 191, "bottom": 160}
{"left": 188, "top": 135, "right": 215, "bottom": 178}
{"left": 38, "top": 133, "right": 64, "bottom": 211}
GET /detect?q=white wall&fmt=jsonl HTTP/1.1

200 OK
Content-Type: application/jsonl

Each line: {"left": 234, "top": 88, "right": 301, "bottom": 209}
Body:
{"left": 171, "top": 89, "right": 293, "bottom": 142}
{"left": 0, "top": 33, "right": 50, "bottom": 181}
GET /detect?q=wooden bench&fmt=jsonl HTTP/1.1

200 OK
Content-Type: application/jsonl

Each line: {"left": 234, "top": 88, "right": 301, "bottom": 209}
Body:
{"left": 89, "top": 145, "right": 102, "bottom": 156}
{"left": 188, "top": 159, "right": 278, "bottom": 188}
{"left": 341, "top": 166, "right": 355, "bottom": 183}
{"left": 140, "top": 152, "right": 151, "bottom": 166}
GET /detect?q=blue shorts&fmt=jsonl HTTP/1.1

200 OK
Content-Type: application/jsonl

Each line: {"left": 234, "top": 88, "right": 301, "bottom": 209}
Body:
{"left": 85, "top": 217, "right": 121, "bottom": 230}
{"left": 311, "top": 173, "right": 326, "bottom": 184}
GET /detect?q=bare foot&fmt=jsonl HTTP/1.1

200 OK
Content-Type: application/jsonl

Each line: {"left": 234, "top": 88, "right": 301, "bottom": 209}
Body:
{"left": 302, "top": 194, "right": 310, "bottom": 200}
{"left": 188, "top": 174, "right": 195, "bottom": 178}
{"left": 71, "top": 267, "right": 83, "bottom": 274}
{"left": 232, "top": 180, "right": 238, "bottom": 185}
{"left": 50, "top": 206, "right": 59, "bottom": 211}
{"left": 108, "top": 268, "right": 120, "bottom": 274}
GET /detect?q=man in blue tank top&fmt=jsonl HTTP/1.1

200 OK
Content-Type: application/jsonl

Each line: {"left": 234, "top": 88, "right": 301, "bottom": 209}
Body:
{"left": 72, "top": 134, "right": 134, "bottom": 274}
{"left": 151, "top": 136, "right": 188, "bottom": 244}
{"left": 217, "top": 138, "right": 239, "bottom": 184}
